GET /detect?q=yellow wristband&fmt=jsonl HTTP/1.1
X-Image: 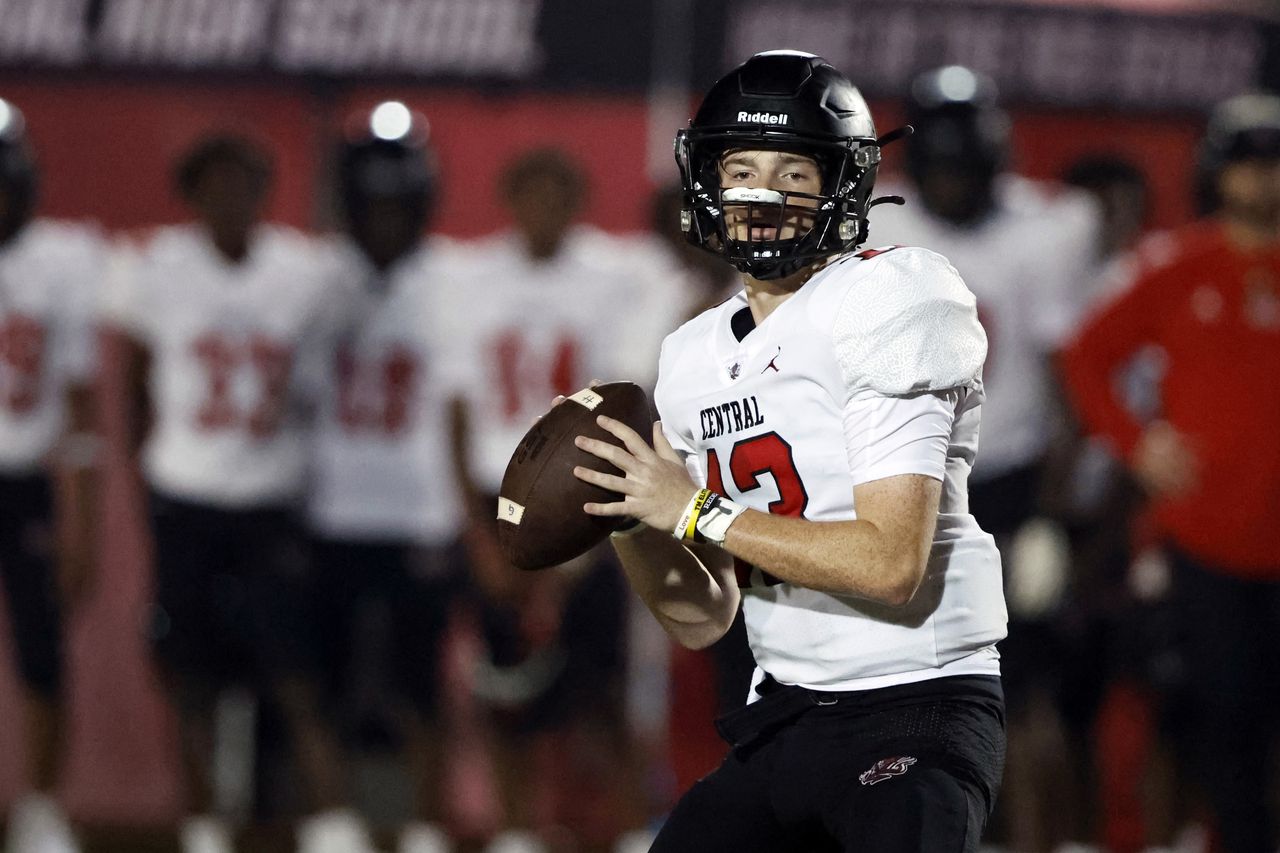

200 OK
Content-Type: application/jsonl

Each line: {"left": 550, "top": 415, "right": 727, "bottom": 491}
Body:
{"left": 673, "top": 488, "right": 713, "bottom": 543}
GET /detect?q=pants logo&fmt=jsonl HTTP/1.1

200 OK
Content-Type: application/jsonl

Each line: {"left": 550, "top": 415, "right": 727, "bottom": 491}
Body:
{"left": 858, "top": 756, "right": 917, "bottom": 786}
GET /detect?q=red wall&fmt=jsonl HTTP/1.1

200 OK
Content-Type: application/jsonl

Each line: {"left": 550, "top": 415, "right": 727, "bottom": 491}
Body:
{"left": 2, "top": 79, "right": 1202, "bottom": 237}
{"left": 2, "top": 79, "right": 657, "bottom": 236}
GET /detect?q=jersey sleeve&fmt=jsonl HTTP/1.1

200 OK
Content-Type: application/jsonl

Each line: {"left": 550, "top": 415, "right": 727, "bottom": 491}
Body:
{"left": 293, "top": 260, "right": 356, "bottom": 407}
{"left": 1023, "top": 190, "right": 1102, "bottom": 350}
{"left": 830, "top": 247, "right": 987, "bottom": 397}
{"left": 98, "top": 238, "right": 151, "bottom": 341}
{"left": 843, "top": 388, "right": 960, "bottom": 485}
{"left": 53, "top": 225, "right": 106, "bottom": 383}
{"left": 1059, "top": 249, "right": 1173, "bottom": 458}
{"left": 609, "top": 237, "right": 697, "bottom": 391}
{"left": 428, "top": 245, "right": 486, "bottom": 399}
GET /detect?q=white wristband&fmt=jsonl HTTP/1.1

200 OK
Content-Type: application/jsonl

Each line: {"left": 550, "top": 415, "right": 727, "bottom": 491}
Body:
{"left": 694, "top": 493, "right": 747, "bottom": 546}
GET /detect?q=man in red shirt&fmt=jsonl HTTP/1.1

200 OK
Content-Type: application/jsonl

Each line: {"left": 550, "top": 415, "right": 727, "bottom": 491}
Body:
{"left": 1061, "top": 94, "right": 1280, "bottom": 853}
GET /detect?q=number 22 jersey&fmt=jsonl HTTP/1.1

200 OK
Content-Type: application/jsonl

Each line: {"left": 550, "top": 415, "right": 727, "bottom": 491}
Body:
{"left": 655, "top": 246, "right": 1008, "bottom": 692}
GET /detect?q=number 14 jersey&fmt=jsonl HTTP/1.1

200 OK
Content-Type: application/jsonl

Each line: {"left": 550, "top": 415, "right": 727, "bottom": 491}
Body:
{"left": 655, "top": 247, "right": 1008, "bottom": 692}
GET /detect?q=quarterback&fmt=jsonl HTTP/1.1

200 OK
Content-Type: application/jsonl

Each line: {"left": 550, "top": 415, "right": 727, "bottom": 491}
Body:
{"left": 573, "top": 52, "right": 1008, "bottom": 851}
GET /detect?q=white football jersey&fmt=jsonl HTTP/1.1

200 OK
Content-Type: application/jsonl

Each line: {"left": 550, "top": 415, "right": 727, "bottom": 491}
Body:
{"left": 103, "top": 224, "right": 338, "bottom": 508}
{"left": 451, "top": 227, "right": 646, "bottom": 493}
{"left": 0, "top": 220, "right": 102, "bottom": 473}
{"left": 307, "top": 238, "right": 467, "bottom": 544}
{"left": 656, "top": 247, "right": 1007, "bottom": 692}
{"left": 867, "top": 175, "right": 1099, "bottom": 481}
{"left": 601, "top": 233, "right": 715, "bottom": 390}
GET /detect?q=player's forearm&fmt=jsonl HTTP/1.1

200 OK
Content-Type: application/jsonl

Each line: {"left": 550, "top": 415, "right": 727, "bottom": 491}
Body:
{"left": 59, "top": 462, "right": 98, "bottom": 589}
{"left": 57, "top": 385, "right": 100, "bottom": 602}
{"left": 120, "top": 334, "right": 152, "bottom": 458}
{"left": 722, "top": 512, "right": 928, "bottom": 605}
{"left": 610, "top": 526, "right": 739, "bottom": 649}
{"left": 447, "top": 396, "right": 486, "bottom": 517}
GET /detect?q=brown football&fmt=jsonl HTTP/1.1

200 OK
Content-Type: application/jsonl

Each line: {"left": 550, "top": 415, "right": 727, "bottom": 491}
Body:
{"left": 497, "top": 381, "right": 652, "bottom": 571}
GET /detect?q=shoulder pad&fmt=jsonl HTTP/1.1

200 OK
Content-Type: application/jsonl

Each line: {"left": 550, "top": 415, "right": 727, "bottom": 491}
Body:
{"left": 830, "top": 246, "right": 987, "bottom": 396}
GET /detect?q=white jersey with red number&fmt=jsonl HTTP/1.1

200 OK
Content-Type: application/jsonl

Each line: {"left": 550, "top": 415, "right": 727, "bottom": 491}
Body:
{"left": 655, "top": 246, "right": 1007, "bottom": 692}
{"left": 452, "top": 227, "right": 640, "bottom": 493}
{"left": 307, "top": 238, "right": 467, "bottom": 544}
{"left": 0, "top": 220, "right": 102, "bottom": 473}
{"left": 867, "top": 175, "right": 1099, "bottom": 481}
{"left": 104, "top": 224, "right": 337, "bottom": 508}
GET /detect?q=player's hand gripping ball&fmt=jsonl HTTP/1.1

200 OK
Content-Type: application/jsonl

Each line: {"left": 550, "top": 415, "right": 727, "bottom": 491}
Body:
{"left": 497, "top": 381, "right": 651, "bottom": 570}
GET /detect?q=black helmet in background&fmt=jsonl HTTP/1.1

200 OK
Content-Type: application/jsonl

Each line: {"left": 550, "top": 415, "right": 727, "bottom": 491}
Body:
{"left": 1196, "top": 92, "right": 1280, "bottom": 216}
{"left": 0, "top": 99, "right": 37, "bottom": 242}
{"left": 675, "top": 50, "right": 882, "bottom": 280}
{"left": 904, "top": 66, "right": 1010, "bottom": 225}
{"left": 338, "top": 101, "right": 436, "bottom": 268}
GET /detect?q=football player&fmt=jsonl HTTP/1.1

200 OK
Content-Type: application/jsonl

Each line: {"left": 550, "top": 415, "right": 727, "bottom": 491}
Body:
{"left": 1061, "top": 93, "right": 1280, "bottom": 853}
{"left": 867, "top": 66, "right": 1103, "bottom": 850}
{"left": 102, "top": 134, "right": 367, "bottom": 853}
{"left": 305, "top": 102, "right": 466, "bottom": 853}
{"left": 571, "top": 51, "right": 1008, "bottom": 853}
{"left": 447, "top": 148, "right": 643, "bottom": 852}
{"left": 0, "top": 98, "right": 101, "bottom": 853}
{"left": 1056, "top": 155, "right": 1173, "bottom": 851}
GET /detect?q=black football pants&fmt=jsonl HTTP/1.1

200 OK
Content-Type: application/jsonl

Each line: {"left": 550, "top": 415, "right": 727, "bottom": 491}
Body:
{"left": 1169, "top": 549, "right": 1280, "bottom": 853}
{"left": 651, "top": 676, "right": 1005, "bottom": 853}
{"left": 0, "top": 473, "right": 63, "bottom": 697}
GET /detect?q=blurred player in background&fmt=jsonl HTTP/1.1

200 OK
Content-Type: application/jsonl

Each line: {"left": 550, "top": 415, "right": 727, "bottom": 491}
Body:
{"left": 573, "top": 49, "right": 1007, "bottom": 853}
{"left": 102, "top": 134, "right": 364, "bottom": 853}
{"left": 632, "top": 186, "right": 740, "bottom": 356}
{"left": 305, "top": 102, "right": 465, "bottom": 853}
{"left": 1063, "top": 157, "right": 1151, "bottom": 288}
{"left": 1061, "top": 93, "right": 1280, "bottom": 853}
{"left": 868, "top": 66, "right": 1101, "bottom": 852}
{"left": 0, "top": 98, "right": 102, "bottom": 853}
{"left": 448, "top": 148, "right": 642, "bottom": 853}
{"left": 1058, "top": 156, "right": 1188, "bottom": 852}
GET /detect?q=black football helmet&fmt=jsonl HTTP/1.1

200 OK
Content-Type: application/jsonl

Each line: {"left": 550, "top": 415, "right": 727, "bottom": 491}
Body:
{"left": 337, "top": 101, "right": 437, "bottom": 268}
{"left": 675, "top": 51, "right": 884, "bottom": 280}
{"left": 0, "top": 98, "right": 37, "bottom": 241}
{"left": 904, "top": 66, "right": 1009, "bottom": 188}
{"left": 1196, "top": 92, "right": 1280, "bottom": 214}
{"left": 338, "top": 101, "right": 436, "bottom": 230}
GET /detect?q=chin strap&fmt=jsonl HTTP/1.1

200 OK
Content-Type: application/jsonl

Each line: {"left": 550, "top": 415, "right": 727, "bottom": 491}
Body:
{"left": 876, "top": 125, "right": 914, "bottom": 147}
{"left": 868, "top": 195, "right": 906, "bottom": 210}
{"left": 858, "top": 125, "right": 913, "bottom": 220}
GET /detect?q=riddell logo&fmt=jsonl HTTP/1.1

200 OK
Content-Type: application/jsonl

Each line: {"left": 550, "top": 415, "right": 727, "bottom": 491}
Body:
{"left": 738, "top": 111, "right": 789, "bottom": 125}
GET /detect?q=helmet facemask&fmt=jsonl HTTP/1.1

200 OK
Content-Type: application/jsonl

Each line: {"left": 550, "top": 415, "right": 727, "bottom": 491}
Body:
{"left": 676, "top": 129, "right": 879, "bottom": 280}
